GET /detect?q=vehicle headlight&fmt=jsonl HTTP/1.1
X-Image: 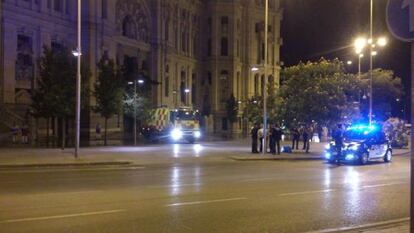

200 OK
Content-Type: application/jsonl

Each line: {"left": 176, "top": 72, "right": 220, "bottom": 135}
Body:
{"left": 194, "top": 131, "right": 201, "bottom": 138}
{"left": 325, "top": 144, "right": 331, "bottom": 150}
{"left": 325, "top": 152, "right": 331, "bottom": 159}
{"left": 348, "top": 144, "right": 359, "bottom": 151}
{"left": 171, "top": 129, "right": 183, "bottom": 141}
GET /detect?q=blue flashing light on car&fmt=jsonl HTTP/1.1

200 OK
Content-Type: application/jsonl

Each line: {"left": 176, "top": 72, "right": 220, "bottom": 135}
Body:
{"left": 325, "top": 152, "right": 331, "bottom": 159}
{"left": 345, "top": 154, "right": 355, "bottom": 161}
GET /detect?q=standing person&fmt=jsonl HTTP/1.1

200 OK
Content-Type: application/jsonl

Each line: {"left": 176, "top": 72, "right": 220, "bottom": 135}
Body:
{"left": 291, "top": 127, "right": 300, "bottom": 150}
{"left": 95, "top": 123, "right": 102, "bottom": 144}
{"left": 250, "top": 123, "right": 259, "bottom": 153}
{"left": 274, "top": 123, "right": 283, "bottom": 155}
{"left": 332, "top": 124, "right": 344, "bottom": 164}
{"left": 258, "top": 124, "right": 264, "bottom": 153}
{"left": 269, "top": 124, "right": 276, "bottom": 154}
{"left": 21, "top": 122, "right": 29, "bottom": 144}
{"left": 10, "top": 122, "right": 19, "bottom": 144}
{"left": 305, "top": 126, "right": 312, "bottom": 153}
{"left": 302, "top": 126, "right": 309, "bottom": 152}
{"left": 317, "top": 125, "right": 323, "bottom": 142}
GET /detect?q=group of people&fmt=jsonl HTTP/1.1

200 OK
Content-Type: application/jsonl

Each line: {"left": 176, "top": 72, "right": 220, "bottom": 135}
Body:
{"left": 250, "top": 124, "right": 317, "bottom": 154}
{"left": 250, "top": 123, "right": 283, "bottom": 155}
{"left": 10, "top": 122, "right": 30, "bottom": 144}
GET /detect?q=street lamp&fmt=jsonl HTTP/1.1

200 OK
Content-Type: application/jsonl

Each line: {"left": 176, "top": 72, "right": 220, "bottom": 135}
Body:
{"left": 74, "top": 0, "right": 82, "bottom": 158}
{"left": 129, "top": 78, "right": 145, "bottom": 146}
{"left": 347, "top": 60, "right": 353, "bottom": 65}
{"left": 184, "top": 88, "right": 190, "bottom": 106}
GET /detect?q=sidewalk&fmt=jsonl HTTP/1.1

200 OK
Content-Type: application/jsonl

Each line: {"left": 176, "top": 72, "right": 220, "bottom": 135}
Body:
{"left": 0, "top": 140, "right": 409, "bottom": 168}
{"left": 230, "top": 140, "right": 410, "bottom": 161}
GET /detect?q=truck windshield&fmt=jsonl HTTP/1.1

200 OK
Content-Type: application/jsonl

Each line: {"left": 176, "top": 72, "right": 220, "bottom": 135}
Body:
{"left": 173, "top": 110, "right": 200, "bottom": 121}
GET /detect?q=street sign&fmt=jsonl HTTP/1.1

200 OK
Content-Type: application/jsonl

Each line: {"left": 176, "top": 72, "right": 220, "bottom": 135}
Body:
{"left": 387, "top": 0, "right": 414, "bottom": 41}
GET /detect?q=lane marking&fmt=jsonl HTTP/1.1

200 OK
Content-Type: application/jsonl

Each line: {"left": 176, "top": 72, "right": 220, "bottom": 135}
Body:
{"left": 362, "top": 182, "right": 408, "bottom": 189}
{"left": 0, "top": 209, "right": 126, "bottom": 224}
{"left": 303, "top": 217, "right": 410, "bottom": 233}
{"left": 279, "top": 189, "right": 334, "bottom": 196}
{"left": 166, "top": 197, "right": 247, "bottom": 207}
{"left": 0, "top": 166, "right": 145, "bottom": 174}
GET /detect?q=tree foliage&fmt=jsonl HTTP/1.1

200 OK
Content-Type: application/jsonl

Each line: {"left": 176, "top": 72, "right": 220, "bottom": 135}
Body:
{"left": 279, "top": 58, "right": 361, "bottom": 128}
{"left": 94, "top": 57, "right": 124, "bottom": 145}
{"left": 225, "top": 93, "right": 238, "bottom": 123}
{"left": 359, "top": 69, "right": 403, "bottom": 121}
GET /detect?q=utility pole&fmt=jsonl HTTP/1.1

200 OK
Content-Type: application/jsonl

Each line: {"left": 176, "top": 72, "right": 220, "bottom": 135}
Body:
{"left": 133, "top": 80, "right": 137, "bottom": 146}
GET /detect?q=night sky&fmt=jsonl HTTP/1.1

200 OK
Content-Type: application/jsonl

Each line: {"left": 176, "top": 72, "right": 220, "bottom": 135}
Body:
{"left": 281, "top": 0, "right": 411, "bottom": 120}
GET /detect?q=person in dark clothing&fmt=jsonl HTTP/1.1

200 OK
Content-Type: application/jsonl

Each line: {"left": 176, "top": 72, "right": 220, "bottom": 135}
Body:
{"left": 302, "top": 126, "right": 309, "bottom": 151}
{"left": 269, "top": 124, "right": 276, "bottom": 154}
{"left": 332, "top": 124, "right": 344, "bottom": 164}
{"left": 291, "top": 127, "right": 300, "bottom": 150}
{"left": 251, "top": 123, "right": 259, "bottom": 153}
{"left": 273, "top": 124, "right": 283, "bottom": 155}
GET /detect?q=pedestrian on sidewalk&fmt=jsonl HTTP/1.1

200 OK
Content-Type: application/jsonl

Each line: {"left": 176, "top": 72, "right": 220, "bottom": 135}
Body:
{"left": 258, "top": 124, "right": 264, "bottom": 153}
{"left": 273, "top": 123, "right": 282, "bottom": 155}
{"left": 291, "top": 127, "right": 300, "bottom": 150}
{"left": 250, "top": 123, "right": 259, "bottom": 153}
{"left": 10, "top": 122, "right": 19, "bottom": 144}
{"left": 21, "top": 122, "right": 29, "bottom": 144}
{"left": 95, "top": 122, "right": 102, "bottom": 144}
{"left": 269, "top": 124, "right": 276, "bottom": 154}
{"left": 302, "top": 125, "right": 310, "bottom": 152}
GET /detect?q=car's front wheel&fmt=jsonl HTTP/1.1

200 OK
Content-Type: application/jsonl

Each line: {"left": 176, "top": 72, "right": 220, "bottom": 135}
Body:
{"left": 359, "top": 152, "right": 369, "bottom": 165}
{"left": 384, "top": 150, "right": 392, "bottom": 163}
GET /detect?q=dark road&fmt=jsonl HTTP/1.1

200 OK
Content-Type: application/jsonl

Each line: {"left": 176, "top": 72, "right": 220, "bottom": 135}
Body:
{"left": 0, "top": 144, "right": 410, "bottom": 233}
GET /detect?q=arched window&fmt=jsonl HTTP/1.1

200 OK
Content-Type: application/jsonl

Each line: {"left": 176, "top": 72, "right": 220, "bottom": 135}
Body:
{"left": 122, "top": 16, "right": 136, "bottom": 39}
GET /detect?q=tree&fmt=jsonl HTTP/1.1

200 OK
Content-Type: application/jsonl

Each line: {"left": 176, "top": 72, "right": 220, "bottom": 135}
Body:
{"left": 226, "top": 93, "right": 238, "bottom": 124}
{"left": 32, "top": 46, "right": 89, "bottom": 148}
{"left": 358, "top": 69, "right": 403, "bottom": 121}
{"left": 243, "top": 97, "right": 262, "bottom": 124}
{"left": 94, "top": 58, "right": 124, "bottom": 146}
{"left": 279, "top": 58, "right": 362, "bottom": 128}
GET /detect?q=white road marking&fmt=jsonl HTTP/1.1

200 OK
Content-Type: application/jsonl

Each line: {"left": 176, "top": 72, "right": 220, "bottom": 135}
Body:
{"left": 362, "top": 182, "right": 408, "bottom": 189}
{"left": 166, "top": 197, "right": 247, "bottom": 207}
{"left": 303, "top": 217, "right": 409, "bottom": 233}
{"left": 0, "top": 209, "right": 126, "bottom": 224}
{"left": 279, "top": 189, "right": 334, "bottom": 196}
{"left": 0, "top": 166, "right": 145, "bottom": 174}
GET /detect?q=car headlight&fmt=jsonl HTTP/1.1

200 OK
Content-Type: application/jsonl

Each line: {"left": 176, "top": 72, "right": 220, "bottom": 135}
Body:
{"left": 348, "top": 144, "right": 359, "bottom": 151}
{"left": 325, "top": 152, "right": 331, "bottom": 159}
{"left": 194, "top": 131, "right": 201, "bottom": 138}
{"left": 171, "top": 129, "right": 183, "bottom": 141}
{"left": 325, "top": 144, "right": 331, "bottom": 150}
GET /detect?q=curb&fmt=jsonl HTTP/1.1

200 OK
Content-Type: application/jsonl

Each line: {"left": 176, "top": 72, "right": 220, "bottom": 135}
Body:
{"left": 230, "top": 156, "right": 323, "bottom": 161}
{"left": 304, "top": 218, "right": 409, "bottom": 233}
{"left": 0, "top": 161, "right": 132, "bottom": 169}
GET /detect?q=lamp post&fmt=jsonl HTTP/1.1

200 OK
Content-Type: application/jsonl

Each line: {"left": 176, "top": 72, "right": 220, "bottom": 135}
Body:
{"left": 263, "top": 0, "right": 268, "bottom": 155}
{"left": 74, "top": 0, "right": 81, "bottom": 158}
{"left": 353, "top": 34, "right": 386, "bottom": 124}
{"left": 128, "top": 79, "right": 144, "bottom": 146}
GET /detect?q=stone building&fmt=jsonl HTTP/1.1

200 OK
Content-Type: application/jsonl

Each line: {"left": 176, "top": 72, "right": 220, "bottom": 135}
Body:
{"left": 0, "top": 0, "right": 283, "bottom": 144}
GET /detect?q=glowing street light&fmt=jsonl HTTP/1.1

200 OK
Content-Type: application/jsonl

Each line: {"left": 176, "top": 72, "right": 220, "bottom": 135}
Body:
{"left": 251, "top": 67, "right": 259, "bottom": 72}
{"left": 354, "top": 37, "right": 367, "bottom": 52}
{"left": 371, "top": 51, "right": 378, "bottom": 56}
{"left": 377, "top": 37, "right": 387, "bottom": 47}
{"left": 347, "top": 60, "right": 353, "bottom": 65}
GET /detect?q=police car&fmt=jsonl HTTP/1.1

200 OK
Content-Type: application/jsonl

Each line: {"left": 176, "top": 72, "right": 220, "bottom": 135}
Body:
{"left": 324, "top": 124, "right": 392, "bottom": 165}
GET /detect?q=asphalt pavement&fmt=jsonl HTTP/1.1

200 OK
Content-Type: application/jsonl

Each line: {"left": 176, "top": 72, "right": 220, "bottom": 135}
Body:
{"left": 0, "top": 141, "right": 411, "bottom": 233}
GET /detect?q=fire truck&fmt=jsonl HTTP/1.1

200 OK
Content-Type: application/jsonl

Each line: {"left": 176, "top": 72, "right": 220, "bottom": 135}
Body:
{"left": 142, "top": 107, "right": 201, "bottom": 143}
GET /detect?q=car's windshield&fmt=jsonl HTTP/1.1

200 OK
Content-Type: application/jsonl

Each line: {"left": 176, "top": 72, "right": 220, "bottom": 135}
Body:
{"left": 344, "top": 130, "right": 372, "bottom": 141}
{"left": 172, "top": 110, "right": 200, "bottom": 121}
